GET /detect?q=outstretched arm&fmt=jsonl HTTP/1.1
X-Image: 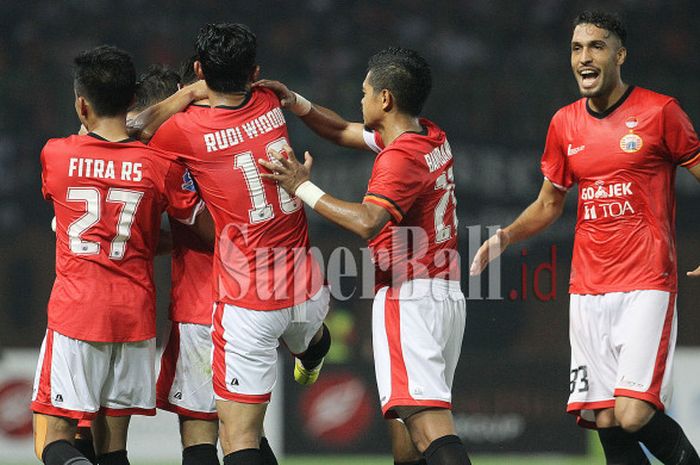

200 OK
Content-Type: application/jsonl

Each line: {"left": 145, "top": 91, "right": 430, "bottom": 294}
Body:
{"left": 687, "top": 163, "right": 700, "bottom": 277}
{"left": 128, "top": 80, "right": 208, "bottom": 143}
{"left": 259, "top": 145, "right": 391, "bottom": 240}
{"left": 470, "top": 179, "right": 567, "bottom": 275}
{"left": 255, "top": 79, "right": 370, "bottom": 151}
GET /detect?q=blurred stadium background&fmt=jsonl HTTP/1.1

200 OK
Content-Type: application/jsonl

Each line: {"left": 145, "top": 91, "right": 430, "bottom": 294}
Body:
{"left": 1, "top": 0, "right": 699, "bottom": 464}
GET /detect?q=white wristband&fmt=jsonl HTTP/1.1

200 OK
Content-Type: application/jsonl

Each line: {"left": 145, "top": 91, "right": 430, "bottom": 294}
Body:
{"left": 291, "top": 92, "right": 312, "bottom": 116}
{"left": 294, "top": 180, "right": 325, "bottom": 209}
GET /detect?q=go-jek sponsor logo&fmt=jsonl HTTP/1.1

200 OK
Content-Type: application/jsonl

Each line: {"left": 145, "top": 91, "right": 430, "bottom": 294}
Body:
{"left": 580, "top": 180, "right": 635, "bottom": 220}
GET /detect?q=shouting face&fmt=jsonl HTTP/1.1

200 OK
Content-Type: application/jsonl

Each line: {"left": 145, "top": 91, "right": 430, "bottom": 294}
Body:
{"left": 571, "top": 23, "right": 626, "bottom": 99}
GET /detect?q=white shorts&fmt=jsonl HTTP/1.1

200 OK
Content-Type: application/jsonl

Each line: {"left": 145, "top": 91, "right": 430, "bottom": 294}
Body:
{"left": 212, "top": 286, "right": 330, "bottom": 403}
{"left": 373, "top": 279, "right": 466, "bottom": 418}
{"left": 567, "top": 290, "right": 677, "bottom": 426}
{"left": 156, "top": 322, "right": 217, "bottom": 420}
{"left": 31, "top": 329, "right": 156, "bottom": 419}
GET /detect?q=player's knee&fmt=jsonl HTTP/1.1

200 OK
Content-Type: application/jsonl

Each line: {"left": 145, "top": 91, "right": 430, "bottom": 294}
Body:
{"left": 615, "top": 404, "right": 654, "bottom": 433}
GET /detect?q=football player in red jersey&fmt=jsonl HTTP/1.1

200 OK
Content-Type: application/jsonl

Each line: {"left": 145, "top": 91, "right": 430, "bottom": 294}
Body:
{"left": 32, "top": 45, "right": 206, "bottom": 465}
{"left": 150, "top": 24, "right": 330, "bottom": 465}
{"left": 259, "top": 47, "right": 470, "bottom": 465}
{"left": 126, "top": 62, "right": 224, "bottom": 465}
{"left": 470, "top": 11, "right": 700, "bottom": 465}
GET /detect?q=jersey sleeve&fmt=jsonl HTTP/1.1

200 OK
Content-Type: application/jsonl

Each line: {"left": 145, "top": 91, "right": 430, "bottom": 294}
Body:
{"left": 163, "top": 161, "right": 204, "bottom": 225}
{"left": 363, "top": 149, "right": 424, "bottom": 223}
{"left": 40, "top": 145, "right": 51, "bottom": 200}
{"left": 661, "top": 100, "right": 700, "bottom": 168}
{"left": 362, "top": 128, "right": 384, "bottom": 153}
{"left": 149, "top": 116, "right": 190, "bottom": 157}
{"left": 540, "top": 112, "right": 574, "bottom": 191}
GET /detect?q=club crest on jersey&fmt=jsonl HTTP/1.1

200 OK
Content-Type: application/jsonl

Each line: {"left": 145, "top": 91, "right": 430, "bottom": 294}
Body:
{"left": 620, "top": 133, "right": 643, "bottom": 153}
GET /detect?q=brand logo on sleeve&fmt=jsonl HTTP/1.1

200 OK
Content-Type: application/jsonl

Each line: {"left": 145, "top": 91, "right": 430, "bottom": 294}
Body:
{"left": 181, "top": 170, "right": 196, "bottom": 192}
{"left": 567, "top": 144, "right": 585, "bottom": 156}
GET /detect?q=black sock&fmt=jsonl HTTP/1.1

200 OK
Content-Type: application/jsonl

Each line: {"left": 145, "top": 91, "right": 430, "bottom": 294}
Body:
{"left": 42, "top": 440, "right": 92, "bottom": 465}
{"left": 259, "top": 437, "right": 278, "bottom": 465}
{"left": 423, "top": 435, "right": 471, "bottom": 465}
{"left": 95, "top": 449, "right": 129, "bottom": 465}
{"left": 598, "top": 426, "right": 650, "bottom": 464}
{"left": 183, "top": 443, "right": 219, "bottom": 465}
{"left": 395, "top": 460, "right": 427, "bottom": 465}
{"left": 74, "top": 438, "right": 96, "bottom": 464}
{"left": 223, "top": 448, "right": 262, "bottom": 465}
{"left": 298, "top": 324, "right": 331, "bottom": 370}
{"left": 633, "top": 412, "right": 700, "bottom": 465}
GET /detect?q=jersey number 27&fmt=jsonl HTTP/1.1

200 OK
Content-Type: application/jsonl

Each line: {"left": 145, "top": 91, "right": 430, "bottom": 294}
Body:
{"left": 66, "top": 187, "right": 144, "bottom": 260}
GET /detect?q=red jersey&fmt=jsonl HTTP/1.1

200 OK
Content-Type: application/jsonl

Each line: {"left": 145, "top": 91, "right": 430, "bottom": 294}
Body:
{"left": 41, "top": 133, "right": 201, "bottom": 342}
{"left": 169, "top": 168, "right": 214, "bottom": 325}
{"left": 150, "top": 88, "right": 321, "bottom": 310}
{"left": 541, "top": 86, "right": 700, "bottom": 295}
{"left": 362, "top": 119, "right": 460, "bottom": 289}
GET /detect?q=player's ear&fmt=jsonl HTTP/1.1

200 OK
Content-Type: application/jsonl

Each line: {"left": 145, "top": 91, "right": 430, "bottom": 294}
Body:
{"left": 380, "top": 89, "right": 393, "bottom": 112}
{"left": 194, "top": 60, "right": 205, "bottom": 81}
{"left": 75, "top": 96, "right": 89, "bottom": 120}
{"left": 250, "top": 65, "right": 260, "bottom": 83}
{"left": 616, "top": 46, "right": 627, "bottom": 66}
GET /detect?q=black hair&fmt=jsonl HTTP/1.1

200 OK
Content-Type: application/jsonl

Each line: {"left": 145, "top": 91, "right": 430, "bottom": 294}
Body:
{"left": 366, "top": 47, "right": 432, "bottom": 117}
{"left": 195, "top": 23, "right": 256, "bottom": 93}
{"left": 179, "top": 54, "right": 198, "bottom": 86}
{"left": 132, "top": 64, "right": 180, "bottom": 112}
{"left": 73, "top": 45, "right": 136, "bottom": 117}
{"left": 573, "top": 11, "right": 627, "bottom": 46}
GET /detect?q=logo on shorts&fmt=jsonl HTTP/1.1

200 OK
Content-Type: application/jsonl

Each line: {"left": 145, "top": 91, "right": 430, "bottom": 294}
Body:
{"left": 54, "top": 394, "right": 63, "bottom": 403}
{"left": 174, "top": 391, "right": 182, "bottom": 400}
{"left": 230, "top": 378, "right": 239, "bottom": 386}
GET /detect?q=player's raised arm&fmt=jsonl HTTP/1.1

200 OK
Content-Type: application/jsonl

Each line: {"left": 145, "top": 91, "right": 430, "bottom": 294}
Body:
{"left": 470, "top": 179, "right": 567, "bottom": 276}
{"left": 128, "top": 80, "right": 208, "bottom": 143}
{"left": 255, "top": 79, "right": 370, "bottom": 151}
{"left": 260, "top": 146, "right": 391, "bottom": 240}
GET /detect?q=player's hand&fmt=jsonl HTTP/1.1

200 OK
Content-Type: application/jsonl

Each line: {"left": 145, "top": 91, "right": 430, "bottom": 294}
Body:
{"left": 469, "top": 228, "right": 510, "bottom": 276}
{"left": 184, "top": 80, "right": 208, "bottom": 102}
{"left": 254, "top": 79, "right": 295, "bottom": 108}
{"left": 687, "top": 265, "right": 700, "bottom": 278}
{"left": 259, "top": 145, "right": 314, "bottom": 195}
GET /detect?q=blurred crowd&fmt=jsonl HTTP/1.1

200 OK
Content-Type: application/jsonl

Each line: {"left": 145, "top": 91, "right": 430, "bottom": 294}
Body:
{"left": 1, "top": 0, "right": 699, "bottom": 350}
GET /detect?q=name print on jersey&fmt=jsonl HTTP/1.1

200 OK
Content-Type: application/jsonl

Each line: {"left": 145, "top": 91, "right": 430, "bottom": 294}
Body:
{"left": 424, "top": 140, "right": 453, "bottom": 173}
{"left": 203, "top": 107, "right": 286, "bottom": 153}
{"left": 68, "top": 157, "right": 143, "bottom": 182}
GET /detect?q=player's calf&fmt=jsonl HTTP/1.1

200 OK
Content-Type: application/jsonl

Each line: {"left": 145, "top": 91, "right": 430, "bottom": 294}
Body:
{"left": 633, "top": 411, "right": 700, "bottom": 465}
{"left": 42, "top": 440, "right": 92, "bottom": 465}
{"left": 294, "top": 323, "right": 330, "bottom": 385}
{"left": 598, "top": 427, "right": 650, "bottom": 465}
{"left": 423, "top": 435, "right": 471, "bottom": 465}
{"left": 183, "top": 443, "right": 219, "bottom": 465}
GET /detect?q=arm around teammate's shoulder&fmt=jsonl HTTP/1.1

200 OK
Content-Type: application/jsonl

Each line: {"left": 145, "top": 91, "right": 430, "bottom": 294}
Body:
{"left": 255, "top": 79, "right": 369, "bottom": 151}
{"left": 470, "top": 179, "right": 566, "bottom": 276}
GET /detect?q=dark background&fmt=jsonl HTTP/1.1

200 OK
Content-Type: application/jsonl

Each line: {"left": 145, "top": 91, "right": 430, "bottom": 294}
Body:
{"left": 0, "top": 0, "right": 698, "bottom": 454}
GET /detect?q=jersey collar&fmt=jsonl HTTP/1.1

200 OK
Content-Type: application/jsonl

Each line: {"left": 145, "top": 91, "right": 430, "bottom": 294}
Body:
{"left": 213, "top": 90, "right": 252, "bottom": 110}
{"left": 87, "top": 132, "right": 136, "bottom": 143}
{"left": 586, "top": 85, "right": 635, "bottom": 120}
